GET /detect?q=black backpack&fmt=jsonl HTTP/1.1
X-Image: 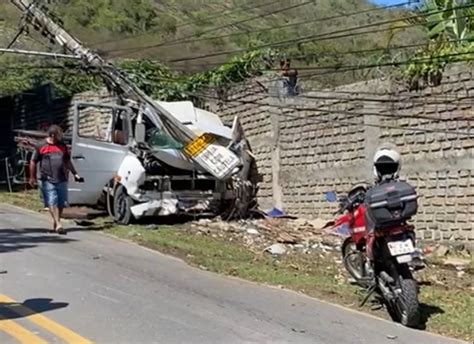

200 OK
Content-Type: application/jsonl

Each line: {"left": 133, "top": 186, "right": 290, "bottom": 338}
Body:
{"left": 365, "top": 180, "right": 418, "bottom": 230}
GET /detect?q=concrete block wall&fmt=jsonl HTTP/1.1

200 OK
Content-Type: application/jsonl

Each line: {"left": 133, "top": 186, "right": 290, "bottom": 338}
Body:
{"left": 208, "top": 65, "right": 473, "bottom": 242}
{"left": 207, "top": 82, "right": 276, "bottom": 210}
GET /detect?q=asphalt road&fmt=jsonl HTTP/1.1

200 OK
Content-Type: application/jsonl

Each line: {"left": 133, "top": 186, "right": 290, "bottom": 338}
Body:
{"left": 0, "top": 204, "right": 465, "bottom": 344}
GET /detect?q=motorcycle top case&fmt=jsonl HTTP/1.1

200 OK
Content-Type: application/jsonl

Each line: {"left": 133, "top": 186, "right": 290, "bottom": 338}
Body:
{"left": 365, "top": 180, "right": 417, "bottom": 229}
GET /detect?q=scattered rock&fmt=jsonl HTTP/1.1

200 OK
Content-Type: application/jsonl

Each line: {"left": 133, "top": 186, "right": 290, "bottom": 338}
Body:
{"left": 422, "top": 245, "right": 435, "bottom": 255}
{"left": 246, "top": 228, "right": 260, "bottom": 235}
{"left": 386, "top": 334, "right": 397, "bottom": 340}
{"left": 277, "top": 232, "right": 298, "bottom": 244}
{"left": 319, "top": 244, "right": 334, "bottom": 252}
{"left": 308, "top": 218, "right": 328, "bottom": 230}
{"left": 265, "top": 243, "right": 287, "bottom": 256}
{"left": 199, "top": 265, "right": 209, "bottom": 271}
{"left": 92, "top": 255, "right": 102, "bottom": 260}
{"left": 145, "top": 224, "right": 159, "bottom": 230}
{"left": 435, "top": 245, "right": 449, "bottom": 257}
{"left": 443, "top": 257, "right": 470, "bottom": 268}
{"left": 291, "top": 328, "right": 306, "bottom": 333}
{"left": 464, "top": 243, "right": 474, "bottom": 256}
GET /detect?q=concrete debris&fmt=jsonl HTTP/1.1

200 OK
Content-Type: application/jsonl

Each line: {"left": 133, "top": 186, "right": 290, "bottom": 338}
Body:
{"left": 291, "top": 328, "right": 306, "bottom": 333}
{"left": 443, "top": 257, "right": 470, "bottom": 269}
{"left": 188, "top": 217, "right": 340, "bottom": 256}
{"left": 277, "top": 232, "right": 298, "bottom": 244}
{"left": 308, "top": 218, "right": 329, "bottom": 230}
{"left": 434, "top": 245, "right": 449, "bottom": 257}
{"left": 265, "top": 244, "right": 287, "bottom": 256}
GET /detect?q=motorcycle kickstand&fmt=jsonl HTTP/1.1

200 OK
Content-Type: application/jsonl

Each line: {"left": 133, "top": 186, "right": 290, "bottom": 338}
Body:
{"left": 359, "top": 284, "right": 376, "bottom": 308}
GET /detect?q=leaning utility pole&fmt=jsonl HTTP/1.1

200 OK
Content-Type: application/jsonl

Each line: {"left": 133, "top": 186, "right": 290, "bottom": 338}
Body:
{"left": 10, "top": 0, "right": 240, "bottom": 180}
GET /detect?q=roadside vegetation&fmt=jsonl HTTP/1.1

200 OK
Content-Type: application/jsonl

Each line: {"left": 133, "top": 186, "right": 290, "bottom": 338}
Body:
{"left": 0, "top": 190, "right": 471, "bottom": 341}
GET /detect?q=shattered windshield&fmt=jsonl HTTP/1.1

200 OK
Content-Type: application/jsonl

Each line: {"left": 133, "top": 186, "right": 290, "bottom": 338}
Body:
{"left": 146, "top": 128, "right": 184, "bottom": 150}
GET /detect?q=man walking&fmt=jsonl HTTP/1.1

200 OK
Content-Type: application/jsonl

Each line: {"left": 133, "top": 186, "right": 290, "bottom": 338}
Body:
{"left": 29, "top": 125, "right": 82, "bottom": 234}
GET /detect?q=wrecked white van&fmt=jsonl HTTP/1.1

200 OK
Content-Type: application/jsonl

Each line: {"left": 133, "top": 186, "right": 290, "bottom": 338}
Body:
{"left": 68, "top": 100, "right": 256, "bottom": 224}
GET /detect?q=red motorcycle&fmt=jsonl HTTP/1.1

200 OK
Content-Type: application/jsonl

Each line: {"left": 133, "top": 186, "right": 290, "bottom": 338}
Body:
{"left": 328, "top": 184, "right": 423, "bottom": 328}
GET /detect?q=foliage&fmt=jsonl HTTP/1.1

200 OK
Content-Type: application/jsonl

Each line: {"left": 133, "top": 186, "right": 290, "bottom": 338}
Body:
{"left": 0, "top": 50, "right": 268, "bottom": 101}
{"left": 116, "top": 50, "right": 268, "bottom": 103}
{"left": 0, "top": 63, "right": 102, "bottom": 98}
{"left": 0, "top": 0, "right": 426, "bottom": 87}
{"left": 49, "top": 0, "right": 160, "bottom": 34}
{"left": 401, "top": 0, "right": 474, "bottom": 87}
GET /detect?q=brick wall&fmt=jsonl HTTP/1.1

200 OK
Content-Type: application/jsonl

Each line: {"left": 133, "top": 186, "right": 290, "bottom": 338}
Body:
{"left": 207, "top": 64, "right": 474, "bottom": 242}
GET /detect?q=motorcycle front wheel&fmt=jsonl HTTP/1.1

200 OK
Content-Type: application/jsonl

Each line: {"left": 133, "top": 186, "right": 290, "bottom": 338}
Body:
{"left": 342, "top": 238, "right": 368, "bottom": 287}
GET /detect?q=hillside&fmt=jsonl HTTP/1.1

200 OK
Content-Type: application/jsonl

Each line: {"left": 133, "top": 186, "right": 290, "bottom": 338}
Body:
{"left": 0, "top": 0, "right": 426, "bottom": 89}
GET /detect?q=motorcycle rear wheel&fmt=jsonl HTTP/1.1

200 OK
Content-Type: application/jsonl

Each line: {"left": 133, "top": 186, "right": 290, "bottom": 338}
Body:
{"left": 390, "top": 276, "right": 420, "bottom": 328}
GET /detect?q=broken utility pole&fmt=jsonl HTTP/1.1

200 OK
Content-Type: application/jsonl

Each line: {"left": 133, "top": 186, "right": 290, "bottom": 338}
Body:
{"left": 10, "top": 0, "right": 241, "bottom": 180}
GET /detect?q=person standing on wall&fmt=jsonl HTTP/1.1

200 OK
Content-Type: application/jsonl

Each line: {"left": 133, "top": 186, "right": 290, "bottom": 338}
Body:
{"left": 280, "top": 58, "right": 299, "bottom": 96}
{"left": 29, "top": 125, "right": 83, "bottom": 234}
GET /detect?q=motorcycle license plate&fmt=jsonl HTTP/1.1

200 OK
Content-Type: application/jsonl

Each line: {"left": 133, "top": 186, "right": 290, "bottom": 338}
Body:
{"left": 387, "top": 239, "right": 414, "bottom": 256}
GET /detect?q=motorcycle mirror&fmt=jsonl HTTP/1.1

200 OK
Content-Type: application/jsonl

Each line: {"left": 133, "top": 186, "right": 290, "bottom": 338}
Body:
{"left": 325, "top": 191, "right": 338, "bottom": 203}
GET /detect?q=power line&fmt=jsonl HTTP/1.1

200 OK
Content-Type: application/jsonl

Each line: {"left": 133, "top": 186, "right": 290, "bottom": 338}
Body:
{"left": 169, "top": 37, "right": 471, "bottom": 72}
{"left": 120, "top": 0, "right": 316, "bottom": 57}
{"left": 91, "top": 0, "right": 285, "bottom": 47}
{"left": 254, "top": 50, "right": 474, "bottom": 73}
{"left": 176, "top": 0, "right": 284, "bottom": 29}
{"left": 197, "top": 82, "right": 474, "bottom": 107}
{"left": 0, "top": 0, "right": 42, "bottom": 56}
{"left": 164, "top": 51, "right": 474, "bottom": 94}
{"left": 299, "top": 52, "right": 474, "bottom": 80}
{"left": 107, "top": 0, "right": 414, "bottom": 54}
{"left": 163, "top": 4, "right": 474, "bottom": 63}
{"left": 0, "top": 48, "right": 80, "bottom": 59}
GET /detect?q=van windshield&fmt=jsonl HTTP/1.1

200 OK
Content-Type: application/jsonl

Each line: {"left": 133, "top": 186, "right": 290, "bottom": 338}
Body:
{"left": 146, "top": 127, "right": 183, "bottom": 150}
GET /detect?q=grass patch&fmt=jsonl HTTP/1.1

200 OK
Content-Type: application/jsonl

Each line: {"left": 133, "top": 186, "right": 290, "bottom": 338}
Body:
{"left": 1, "top": 190, "right": 472, "bottom": 340}
{"left": 0, "top": 189, "right": 43, "bottom": 211}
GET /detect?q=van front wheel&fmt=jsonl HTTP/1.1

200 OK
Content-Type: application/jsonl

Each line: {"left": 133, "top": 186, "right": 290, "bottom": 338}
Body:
{"left": 113, "top": 185, "right": 133, "bottom": 225}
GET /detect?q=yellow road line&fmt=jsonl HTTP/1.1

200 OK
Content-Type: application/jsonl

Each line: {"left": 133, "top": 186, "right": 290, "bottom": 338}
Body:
{"left": 0, "top": 314, "right": 48, "bottom": 344}
{"left": 0, "top": 294, "right": 93, "bottom": 344}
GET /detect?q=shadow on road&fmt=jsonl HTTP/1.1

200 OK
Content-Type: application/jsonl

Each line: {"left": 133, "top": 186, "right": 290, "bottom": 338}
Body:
{"left": 0, "top": 228, "right": 76, "bottom": 253}
{"left": 0, "top": 298, "right": 69, "bottom": 320}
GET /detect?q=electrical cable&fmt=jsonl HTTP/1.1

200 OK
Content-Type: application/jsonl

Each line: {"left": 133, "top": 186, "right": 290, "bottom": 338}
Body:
{"left": 92, "top": 0, "right": 285, "bottom": 47}
{"left": 122, "top": 0, "right": 316, "bottom": 56}
{"left": 106, "top": 0, "right": 414, "bottom": 54}
{"left": 0, "top": 0, "right": 42, "bottom": 56}
{"left": 169, "top": 37, "right": 472, "bottom": 70}
{"left": 160, "top": 4, "right": 474, "bottom": 63}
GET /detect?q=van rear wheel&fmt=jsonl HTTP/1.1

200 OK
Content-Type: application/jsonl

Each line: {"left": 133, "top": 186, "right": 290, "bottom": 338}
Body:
{"left": 113, "top": 185, "right": 133, "bottom": 225}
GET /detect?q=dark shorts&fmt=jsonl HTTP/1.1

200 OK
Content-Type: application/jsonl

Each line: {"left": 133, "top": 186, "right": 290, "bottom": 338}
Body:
{"left": 40, "top": 181, "right": 68, "bottom": 208}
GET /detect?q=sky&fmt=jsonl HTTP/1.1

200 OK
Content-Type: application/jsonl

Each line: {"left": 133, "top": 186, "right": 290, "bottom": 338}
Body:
{"left": 370, "top": 0, "right": 420, "bottom": 5}
{"left": 371, "top": 0, "right": 410, "bottom": 4}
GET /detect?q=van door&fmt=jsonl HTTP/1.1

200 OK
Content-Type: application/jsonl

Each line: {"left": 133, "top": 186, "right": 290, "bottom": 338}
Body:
{"left": 68, "top": 102, "right": 132, "bottom": 205}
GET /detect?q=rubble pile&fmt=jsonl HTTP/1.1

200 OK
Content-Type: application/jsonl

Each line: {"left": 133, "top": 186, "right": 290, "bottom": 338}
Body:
{"left": 190, "top": 217, "right": 341, "bottom": 255}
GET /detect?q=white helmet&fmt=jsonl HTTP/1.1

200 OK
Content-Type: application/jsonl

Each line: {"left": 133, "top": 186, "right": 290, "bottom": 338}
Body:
{"left": 373, "top": 146, "right": 401, "bottom": 181}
